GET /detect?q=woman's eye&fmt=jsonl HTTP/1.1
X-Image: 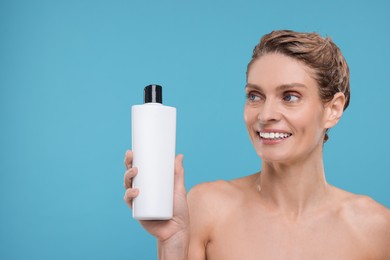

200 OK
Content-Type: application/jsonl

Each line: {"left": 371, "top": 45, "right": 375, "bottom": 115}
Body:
{"left": 247, "top": 93, "right": 261, "bottom": 102}
{"left": 283, "top": 93, "right": 300, "bottom": 102}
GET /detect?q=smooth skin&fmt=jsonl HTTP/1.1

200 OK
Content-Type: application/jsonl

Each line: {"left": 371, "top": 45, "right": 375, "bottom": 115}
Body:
{"left": 124, "top": 53, "right": 390, "bottom": 259}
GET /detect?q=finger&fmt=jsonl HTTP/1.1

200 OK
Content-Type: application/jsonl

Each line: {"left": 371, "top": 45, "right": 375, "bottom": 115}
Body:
{"left": 123, "top": 167, "right": 138, "bottom": 189}
{"left": 174, "top": 154, "right": 186, "bottom": 194}
{"left": 124, "top": 150, "right": 133, "bottom": 169}
{"left": 123, "top": 188, "right": 139, "bottom": 209}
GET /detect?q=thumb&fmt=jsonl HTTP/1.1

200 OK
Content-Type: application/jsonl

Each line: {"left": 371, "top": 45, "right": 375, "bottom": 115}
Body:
{"left": 174, "top": 154, "right": 186, "bottom": 194}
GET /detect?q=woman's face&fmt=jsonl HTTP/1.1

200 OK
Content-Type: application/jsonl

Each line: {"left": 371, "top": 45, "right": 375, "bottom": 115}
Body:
{"left": 244, "top": 53, "right": 329, "bottom": 164}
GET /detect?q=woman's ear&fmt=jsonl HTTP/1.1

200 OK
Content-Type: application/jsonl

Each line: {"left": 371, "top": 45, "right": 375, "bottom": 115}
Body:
{"left": 324, "top": 92, "right": 346, "bottom": 129}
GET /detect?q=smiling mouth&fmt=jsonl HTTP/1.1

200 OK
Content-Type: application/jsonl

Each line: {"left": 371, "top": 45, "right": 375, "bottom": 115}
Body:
{"left": 258, "top": 131, "right": 292, "bottom": 140}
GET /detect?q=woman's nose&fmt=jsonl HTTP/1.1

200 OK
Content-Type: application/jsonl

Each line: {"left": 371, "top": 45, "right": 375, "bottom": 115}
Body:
{"left": 257, "top": 99, "right": 281, "bottom": 123}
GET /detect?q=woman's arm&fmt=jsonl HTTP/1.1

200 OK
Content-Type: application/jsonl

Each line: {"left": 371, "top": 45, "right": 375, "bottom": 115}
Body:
{"left": 186, "top": 182, "right": 221, "bottom": 260}
{"left": 158, "top": 230, "right": 189, "bottom": 260}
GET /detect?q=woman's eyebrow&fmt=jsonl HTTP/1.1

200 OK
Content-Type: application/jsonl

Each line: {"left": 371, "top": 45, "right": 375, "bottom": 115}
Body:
{"left": 245, "top": 83, "right": 307, "bottom": 91}
{"left": 276, "top": 83, "right": 307, "bottom": 91}
{"left": 245, "top": 83, "right": 262, "bottom": 90}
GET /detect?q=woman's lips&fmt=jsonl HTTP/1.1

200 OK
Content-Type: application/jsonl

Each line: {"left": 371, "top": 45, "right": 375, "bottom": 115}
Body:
{"left": 257, "top": 130, "right": 292, "bottom": 144}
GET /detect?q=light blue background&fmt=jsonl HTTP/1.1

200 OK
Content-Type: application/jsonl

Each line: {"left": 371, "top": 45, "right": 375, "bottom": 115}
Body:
{"left": 1, "top": 0, "right": 389, "bottom": 259}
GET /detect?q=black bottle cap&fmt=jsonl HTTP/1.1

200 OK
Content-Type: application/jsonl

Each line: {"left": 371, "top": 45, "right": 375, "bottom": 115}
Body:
{"left": 144, "top": 84, "right": 162, "bottom": 104}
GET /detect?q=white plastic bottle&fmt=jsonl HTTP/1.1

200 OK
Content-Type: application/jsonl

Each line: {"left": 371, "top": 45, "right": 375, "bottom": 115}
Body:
{"left": 131, "top": 84, "right": 176, "bottom": 220}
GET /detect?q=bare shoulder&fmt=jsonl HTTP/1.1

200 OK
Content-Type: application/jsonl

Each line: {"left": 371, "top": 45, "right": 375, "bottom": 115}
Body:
{"left": 337, "top": 189, "right": 390, "bottom": 227}
{"left": 188, "top": 176, "right": 249, "bottom": 208}
{"left": 335, "top": 188, "right": 390, "bottom": 257}
{"left": 189, "top": 173, "right": 255, "bottom": 199}
{"left": 187, "top": 176, "right": 255, "bottom": 258}
{"left": 187, "top": 174, "right": 256, "bottom": 223}
{"left": 187, "top": 179, "right": 233, "bottom": 205}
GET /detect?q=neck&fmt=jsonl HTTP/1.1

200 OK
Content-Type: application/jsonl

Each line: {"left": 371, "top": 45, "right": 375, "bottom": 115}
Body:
{"left": 259, "top": 155, "right": 332, "bottom": 220}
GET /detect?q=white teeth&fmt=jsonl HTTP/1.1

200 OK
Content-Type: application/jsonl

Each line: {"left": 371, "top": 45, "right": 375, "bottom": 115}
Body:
{"left": 259, "top": 132, "right": 291, "bottom": 139}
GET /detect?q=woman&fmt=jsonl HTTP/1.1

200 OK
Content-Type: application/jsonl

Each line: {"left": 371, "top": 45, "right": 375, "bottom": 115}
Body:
{"left": 124, "top": 30, "right": 390, "bottom": 259}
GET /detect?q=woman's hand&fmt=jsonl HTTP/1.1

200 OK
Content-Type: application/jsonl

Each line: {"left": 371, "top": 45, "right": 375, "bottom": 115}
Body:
{"left": 123, "top": 150, "right": 190, "bottom": 244}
